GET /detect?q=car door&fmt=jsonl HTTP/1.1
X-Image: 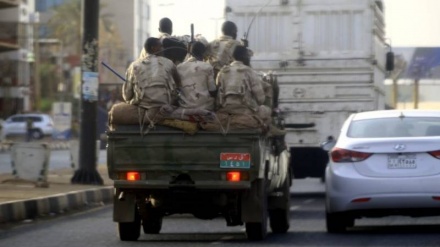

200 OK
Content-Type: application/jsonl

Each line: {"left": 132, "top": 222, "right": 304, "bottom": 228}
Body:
{"left": 8, "top": 116, "right": 26, "bottom": 135}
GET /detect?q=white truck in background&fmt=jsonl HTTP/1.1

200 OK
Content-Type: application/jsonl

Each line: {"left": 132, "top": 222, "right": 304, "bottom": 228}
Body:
{"left": 226, "top": 0, "right": 393, "bottom": 179}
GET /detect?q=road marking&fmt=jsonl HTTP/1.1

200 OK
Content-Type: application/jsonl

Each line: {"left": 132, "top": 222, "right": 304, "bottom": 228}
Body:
{"left": 290, "top": 206, "right": 300, "bottom": 211}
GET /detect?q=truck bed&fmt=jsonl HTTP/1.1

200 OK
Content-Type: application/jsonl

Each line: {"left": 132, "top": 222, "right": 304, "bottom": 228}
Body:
{"left": 107, "top": 125, "right": 266, "bottom": 190}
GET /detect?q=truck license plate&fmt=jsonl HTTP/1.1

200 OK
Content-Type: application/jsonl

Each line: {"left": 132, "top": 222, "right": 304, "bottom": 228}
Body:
{"left": 220, "top": 153, "right": 251, "bottom": 169}
{"left": 387, "top": 154, "right": 417, "bottom": 169}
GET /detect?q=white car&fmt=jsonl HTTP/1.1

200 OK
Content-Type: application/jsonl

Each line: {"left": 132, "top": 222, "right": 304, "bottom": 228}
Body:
{"left": 325, "top": 110, "right": 440, "bottom": 233}
{"left": 2, "top": 113, "right": 54, "bottom": 140}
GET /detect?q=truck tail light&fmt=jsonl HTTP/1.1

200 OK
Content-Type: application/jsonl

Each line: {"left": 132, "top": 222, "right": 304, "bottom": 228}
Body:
{"left": 226, "top": 172, "right": 241, "bottom": 182}
{"left": 331, "top": 148, "right": 371, "bottom": 163}
{"left": 126, "top": 172, "right": 140, "bottom": 181}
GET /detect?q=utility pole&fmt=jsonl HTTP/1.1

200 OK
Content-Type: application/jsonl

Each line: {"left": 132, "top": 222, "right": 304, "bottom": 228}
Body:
{"left": 390, "top": 55, "right": 407, "bottom": 109}
{"left": 72, "top": 0, "right": 103, "bottom": 185}
{"left": 412, "top": 58, "right": 423, "bottom": 110}
{"left": 413, "top": 78, "right": 419, "bottom": 109}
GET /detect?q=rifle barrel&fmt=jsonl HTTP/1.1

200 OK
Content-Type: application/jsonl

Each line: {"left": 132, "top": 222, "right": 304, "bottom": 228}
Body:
{"left": 101, "top": 61, "right": 126, "bottom": 82}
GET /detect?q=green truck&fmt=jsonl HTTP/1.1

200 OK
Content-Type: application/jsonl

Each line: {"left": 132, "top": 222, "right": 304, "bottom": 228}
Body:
{"left": 107, "top": 124, "right": 291, "bottom": 241}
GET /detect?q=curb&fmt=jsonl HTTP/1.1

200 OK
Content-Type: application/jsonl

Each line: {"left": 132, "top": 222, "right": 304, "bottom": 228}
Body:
{"left": 0, "top": 186, "right": 113, "bottom": 224}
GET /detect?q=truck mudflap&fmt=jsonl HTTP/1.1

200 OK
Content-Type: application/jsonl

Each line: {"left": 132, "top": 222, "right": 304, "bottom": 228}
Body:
{"left": 241, "top": 178, "right": 266, "bottom": 223}
{"left": 113, "top": 189, "right": 137, "bottom": 222}
{"left": 290, "top": 147, "right": 329, "bottom": 178}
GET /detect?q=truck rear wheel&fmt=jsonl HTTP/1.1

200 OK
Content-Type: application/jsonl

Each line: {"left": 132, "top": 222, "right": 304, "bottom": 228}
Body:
{"left": 118, "top": 207, "right": 141, "bottom": 241}
{"left": 142, "top": 205, "right": 162, "bottom": 234}
{"left": 269, "top": 178, "right": 290, "bottom": 233}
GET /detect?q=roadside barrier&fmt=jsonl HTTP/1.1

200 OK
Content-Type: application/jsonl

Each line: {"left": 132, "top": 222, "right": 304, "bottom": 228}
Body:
{"left": 10, "top": 142, "right": 50, "bottom": 187}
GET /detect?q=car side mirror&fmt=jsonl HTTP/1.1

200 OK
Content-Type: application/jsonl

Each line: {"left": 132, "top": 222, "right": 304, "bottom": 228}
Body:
{"left": 386, "top": 51, "right": 394, "bottom": 71}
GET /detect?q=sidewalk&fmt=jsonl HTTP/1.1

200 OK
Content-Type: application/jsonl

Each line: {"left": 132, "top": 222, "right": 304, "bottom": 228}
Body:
{"left": 0, "top": 165, "right": 113, "bottom": 224}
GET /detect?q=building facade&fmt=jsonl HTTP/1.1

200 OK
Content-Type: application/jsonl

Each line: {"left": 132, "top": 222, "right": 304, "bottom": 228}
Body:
{"left": 0, "top": 0, "right": 35, "bottom": 118}
{"left": 0, "top": 0, "right": 150, "bottom": 118}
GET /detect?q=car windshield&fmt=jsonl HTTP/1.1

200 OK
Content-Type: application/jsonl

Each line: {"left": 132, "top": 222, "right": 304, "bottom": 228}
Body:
{"left": 348, "top": 117, "right": 440, "bottom": 138}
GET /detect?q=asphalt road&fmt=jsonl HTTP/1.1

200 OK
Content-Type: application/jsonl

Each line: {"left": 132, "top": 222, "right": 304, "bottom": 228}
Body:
{"left": 1, "top": 196, "right": 440, "bottom": 247}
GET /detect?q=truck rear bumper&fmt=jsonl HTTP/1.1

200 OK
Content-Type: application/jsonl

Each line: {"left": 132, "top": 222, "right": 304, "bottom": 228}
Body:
{"left": 113, "top": 180, "right": 251, "bottom": 190}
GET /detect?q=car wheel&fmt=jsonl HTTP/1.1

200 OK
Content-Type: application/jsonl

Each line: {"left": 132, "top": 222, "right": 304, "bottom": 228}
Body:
{"left": 32, "top": 129, "right": 43, "bottom": 139}
{"left": 326, "top": 212, "right": 354, "bottom": 233}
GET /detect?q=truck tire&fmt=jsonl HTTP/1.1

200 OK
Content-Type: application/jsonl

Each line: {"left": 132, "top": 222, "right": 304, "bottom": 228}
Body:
{"left": 269, "top": 178, "right": 290, "bottom": 233}
{"left": 142, "top": 205, "right": 162, "bottom": 234}
{"left": 118, "top": 207, "right": 141, "bottom": 241}
{"left": 326, "top": 212, "right": 354, "bottom": 233}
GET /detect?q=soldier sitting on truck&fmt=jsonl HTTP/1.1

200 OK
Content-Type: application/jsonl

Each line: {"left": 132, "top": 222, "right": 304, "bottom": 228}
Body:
{"left": 139, "top": 17, "right": 191, "bottom": 60}
{"left": 216, "top": 45, "right": 285, "bottom": 136}
{"left": 124, "top": 37, "right": 181, "bottom": 114}
{"left": 177, "top": 41, "right": 216, "bottom": 111}
{"left": 205, "top": 21, "right": 243, "bottom": 78}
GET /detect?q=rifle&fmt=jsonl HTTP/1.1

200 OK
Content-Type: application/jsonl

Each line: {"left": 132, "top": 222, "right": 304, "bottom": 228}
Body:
{"left": 242, "top": 0, "right": 273, "bottom": 47}
{"left": 101, "top": 61, "right": 126, "bottom": 82}
{"left": 191, "top": 23, "right": 194, "bottom": 43}
{"left": 188, "top": 23, "right": 195, "bottom": 54}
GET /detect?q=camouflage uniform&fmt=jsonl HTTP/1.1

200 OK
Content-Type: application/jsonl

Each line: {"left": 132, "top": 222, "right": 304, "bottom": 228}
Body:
{"left": 216, "top": 61, "right": 271, "bottom": 122}
{"left": 205, "top": 35, "right": 242, "bottom": 75}
{"left": 123, "top": 54, "right": 177, "bottom": 109}
{"left": 177, "top": 56, "right": 216, "bottom": 111}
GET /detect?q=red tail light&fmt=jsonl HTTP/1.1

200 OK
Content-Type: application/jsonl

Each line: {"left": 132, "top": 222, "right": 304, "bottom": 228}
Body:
{"left": 126, "top": 172, "right": 140, "bottom": 181}
{"left": 428, "top": 150, "right": 440, "bottom": 159}
{"left": 226, "top": 172, "right": 241, "bottom": 182}
{"left": 351, "top": 197, "right": 371, "bottom": 203}
{"left": 331, "top": 148, "right": 371, "bottom": 163}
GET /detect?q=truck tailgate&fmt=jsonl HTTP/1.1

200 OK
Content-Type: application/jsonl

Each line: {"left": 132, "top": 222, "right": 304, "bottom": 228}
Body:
{"left": 107, "top": 126, "right": 265, "bottom": 189}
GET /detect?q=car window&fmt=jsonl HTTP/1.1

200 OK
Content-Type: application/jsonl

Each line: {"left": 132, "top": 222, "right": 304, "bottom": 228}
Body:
{"left": 11, "top": 116, "right": 25, "bottom": 122}
{"left": 348, "top": 117, "right": 440, "bottom": 138}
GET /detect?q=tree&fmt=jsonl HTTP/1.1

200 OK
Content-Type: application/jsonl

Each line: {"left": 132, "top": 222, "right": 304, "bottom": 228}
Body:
{"left": 47, "top": 0, "right": 122, "bottom": 56}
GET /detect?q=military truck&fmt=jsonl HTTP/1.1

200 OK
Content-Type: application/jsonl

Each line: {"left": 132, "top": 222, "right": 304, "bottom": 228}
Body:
{"left": 107, "top": 121, "right": 291, "bottom": 241}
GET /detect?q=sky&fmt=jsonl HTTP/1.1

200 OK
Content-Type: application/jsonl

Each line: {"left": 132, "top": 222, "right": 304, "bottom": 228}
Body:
{"left": 384, "top": 0, "right": 440, "bottom": 47}
{"left": 150, "top": 0, "right": 224, "bottom": 41}
{"left": 150, "top": 0, "right": 440, "bottom": 48}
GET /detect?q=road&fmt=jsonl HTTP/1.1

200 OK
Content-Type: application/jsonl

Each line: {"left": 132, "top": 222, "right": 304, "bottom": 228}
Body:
{"left": 0, "top": 149, "right": 107, "bottom": 174}
{"left": 1, "top": 195, "right": 440, "bottom": 247}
